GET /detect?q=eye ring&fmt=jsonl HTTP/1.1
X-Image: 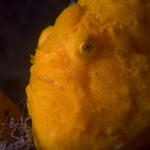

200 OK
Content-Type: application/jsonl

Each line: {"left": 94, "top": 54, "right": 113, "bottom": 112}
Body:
{"left": 79, "top": 40, "right": 95, "bottom": 57}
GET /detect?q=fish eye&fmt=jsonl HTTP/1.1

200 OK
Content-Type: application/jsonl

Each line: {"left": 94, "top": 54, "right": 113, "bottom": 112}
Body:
{"left": 79, "top": 40, "right": 95, "bottom": 57}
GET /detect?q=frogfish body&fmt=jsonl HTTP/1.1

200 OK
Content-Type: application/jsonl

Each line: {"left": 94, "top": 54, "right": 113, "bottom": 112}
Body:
{"left": 26, "top": 0, "right": 150, "bottom": 149}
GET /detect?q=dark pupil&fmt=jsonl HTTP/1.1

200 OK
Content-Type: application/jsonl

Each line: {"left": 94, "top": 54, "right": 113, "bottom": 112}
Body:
{"left": 82, "top": 42, "right": 92, "bottom": 53}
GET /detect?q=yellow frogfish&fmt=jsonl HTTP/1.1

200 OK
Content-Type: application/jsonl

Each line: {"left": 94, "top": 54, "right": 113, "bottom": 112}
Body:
{"left": 26, "top": 0, "right": 150, "bottom": 149}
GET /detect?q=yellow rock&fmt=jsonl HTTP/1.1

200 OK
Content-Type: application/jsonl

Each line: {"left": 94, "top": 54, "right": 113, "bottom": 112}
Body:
{"left": 26, "top": 0, "right": 150, "bottom": 150}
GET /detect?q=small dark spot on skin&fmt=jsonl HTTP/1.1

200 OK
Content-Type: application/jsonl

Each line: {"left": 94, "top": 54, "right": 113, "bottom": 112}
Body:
{"left": 117, "top": 49, "right": 128, "bottom": 59}
{"left": 95, "top": 72, "right": 98, "bottom": 76}
{"left": 4, "top": 110, "right": 9, "bottom": 116}
{"left": 115, "top": 144, "right": 123, "bottom": 150}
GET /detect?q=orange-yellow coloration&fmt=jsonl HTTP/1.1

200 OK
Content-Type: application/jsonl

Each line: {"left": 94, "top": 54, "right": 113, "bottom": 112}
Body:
{"left": 26, "top": 0, "right": 150, "bottom": 150}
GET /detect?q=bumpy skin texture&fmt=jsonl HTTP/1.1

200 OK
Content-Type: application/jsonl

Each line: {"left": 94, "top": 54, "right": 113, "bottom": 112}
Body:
{"left": 26, "top": 0, "right": 150, "bottom": 150}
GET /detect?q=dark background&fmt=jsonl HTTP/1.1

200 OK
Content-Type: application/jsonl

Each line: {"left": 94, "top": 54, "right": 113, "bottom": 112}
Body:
{"left": 0, "top": 0, "right": 77, "bottom": 103}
